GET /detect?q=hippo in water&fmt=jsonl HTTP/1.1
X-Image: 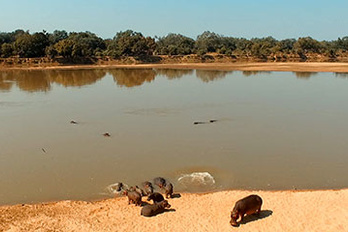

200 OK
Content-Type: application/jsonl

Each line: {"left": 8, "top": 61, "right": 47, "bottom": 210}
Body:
{"left": 230, "top": 195, "right": 263, "bottom": 227}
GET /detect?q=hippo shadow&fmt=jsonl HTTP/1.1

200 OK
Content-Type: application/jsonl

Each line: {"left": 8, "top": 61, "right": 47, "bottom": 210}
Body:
{"left": 159, "top": 208, "right": 176, "bottom": 215}
{"left": 239, "top": 210, "right": 273, "bottom": 225}
{"left": 165, "top": 209, "right": 176, "bottom": 213}
{"left": 171, "top": 193, "right": 181, "bottom": 198}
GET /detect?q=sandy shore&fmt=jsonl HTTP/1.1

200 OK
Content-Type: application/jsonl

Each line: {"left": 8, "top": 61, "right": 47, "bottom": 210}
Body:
{"left": 0, "top": 189, "right": 347, "bottom": 232}
{"left": 2, "top": 62, "right": 348, "bottom": 73}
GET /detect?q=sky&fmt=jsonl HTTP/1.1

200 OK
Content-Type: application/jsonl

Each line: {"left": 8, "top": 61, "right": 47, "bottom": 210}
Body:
{"left": 0, "top": 0, "right": 347, "bottom": 41}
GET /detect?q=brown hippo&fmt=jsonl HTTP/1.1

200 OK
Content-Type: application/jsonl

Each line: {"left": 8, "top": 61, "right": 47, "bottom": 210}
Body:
{"left": 153, "top": 177, "right": 166, "bottom": 188}
{"left": 230, "top": 195, "right": 262, "bottom": 227}
{"left": 163, "top": 182, "right": 174, "bottom": 199}
{"left": 129, "top": 185, "right": 146, "bottom": 196}
{"left": 142, "top": 181, "right": 154, "bottom": 196}
{"left": 141, "top": 200, "right": 171, "bottom": 217}
{"left": 147, "top": 192, "right": 164, "bottom": 203}
{"left": 124, "top": 190, "right": 142, "bottom": 206}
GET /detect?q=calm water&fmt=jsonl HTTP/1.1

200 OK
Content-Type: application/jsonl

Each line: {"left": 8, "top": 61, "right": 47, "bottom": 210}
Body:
{"left": 1, "top": 68, "right": 348, "bottom": 205}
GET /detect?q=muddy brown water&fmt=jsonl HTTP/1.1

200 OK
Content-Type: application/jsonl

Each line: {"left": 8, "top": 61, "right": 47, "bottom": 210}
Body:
{"left": 1, "top": 69, "right": 348, "bottom": 205}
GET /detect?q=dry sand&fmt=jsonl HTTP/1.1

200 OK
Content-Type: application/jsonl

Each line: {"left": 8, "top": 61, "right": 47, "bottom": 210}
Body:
{"left": 0, "top": 189, "right": 347, "bottom": 232}
{"left": 2, "top": 62, "right": 348, "bottom": 73}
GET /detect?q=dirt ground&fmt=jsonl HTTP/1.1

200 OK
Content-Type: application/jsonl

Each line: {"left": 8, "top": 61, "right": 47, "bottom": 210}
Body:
{"left": 0, "top": 189, "right": 347, "bottom": 232}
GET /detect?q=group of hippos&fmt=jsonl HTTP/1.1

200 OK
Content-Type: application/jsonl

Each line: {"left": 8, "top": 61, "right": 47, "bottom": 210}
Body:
{"left": 116, "top": 176, "right": 263, "bottom": 227}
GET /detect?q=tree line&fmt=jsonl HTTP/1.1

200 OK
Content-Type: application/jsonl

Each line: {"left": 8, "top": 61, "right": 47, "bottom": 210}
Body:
{"left": 1, "top": 29, "right": 348, "bottom": 60}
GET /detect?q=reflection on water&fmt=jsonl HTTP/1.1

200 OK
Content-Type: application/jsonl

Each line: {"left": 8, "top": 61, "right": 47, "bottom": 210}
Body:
{"left": 0, "top": 77, "right": 12, "bottom": 92}
{"left": 0, "top": 69, "right": 106, "bottom": 92}
{"left": 49, "top": 69, "right": 107, "bottom": 87}
{"left": 2, "top": 69, "right": 332, "bottom": 92}
{"left": 0, "top": 69, "right": 265, "bottom": 92}
{"left": 196, "top": 70, "right": 232, "bottom": 82}
{"left": 109, "top": 68, "right": 156, "bottom": 87}
{"left": 1, "top": 68, "right": 348, "bottom": 205}
{"left": 242, "top": 71, "right": 271, "bottom": 77}
{"left": 335, "top": 72, "right": 348, "bottom": 78}
{"left": 0, "top": 70, "right": 51, "bottom": 92}
{"left": 293, "top": 72, "right": 318, "bottom": 79}
{"left": 155, "top": 69, "right": 193, "bottom": 79}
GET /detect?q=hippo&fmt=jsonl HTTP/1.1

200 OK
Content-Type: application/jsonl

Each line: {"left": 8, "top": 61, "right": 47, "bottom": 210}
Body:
{"left": 153, "top": 177, "right": 166, "bottom": 188}
{"left": 142, "top": 181, "right": 154, "bottom": 196}
{"left": 124, "top": 190, "right": 142, "bottom": 206}
{"left": 115, "top": 182, "right": 124, "bottom": 192}
{"left": 141, "top": 200, "right": 171, "bottom": 217}
{"left": 163, "top": 182, "right": 174, "bottom": 199}
{"left": 129, "top": 185, "right": 146, "bottom": 196}
{"left": 230, "top": 195, "right": 263, "bottom": 227}
{"left": 108, "top": 182, "right": 127, "bottom": 196}
{"left": 147, "top": 192, "right": 164, "bottom": 203}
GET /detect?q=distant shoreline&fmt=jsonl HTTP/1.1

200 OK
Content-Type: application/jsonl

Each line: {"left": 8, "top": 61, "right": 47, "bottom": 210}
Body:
{"left": 2, "top": 62, "right": 348, "bottom": 73}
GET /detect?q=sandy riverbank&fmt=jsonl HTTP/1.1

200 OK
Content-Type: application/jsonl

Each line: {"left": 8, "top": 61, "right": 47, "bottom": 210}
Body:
{"left": 0, "top": 189, "right": 347, "bottom": 232}
{"left": 2, "top": 62, "right": 348, "bottom": 73}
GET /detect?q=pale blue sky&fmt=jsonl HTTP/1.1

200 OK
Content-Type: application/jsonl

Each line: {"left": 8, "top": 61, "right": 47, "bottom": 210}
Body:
{"left": 0, "top": 0, "right": 347, "bottom": 40}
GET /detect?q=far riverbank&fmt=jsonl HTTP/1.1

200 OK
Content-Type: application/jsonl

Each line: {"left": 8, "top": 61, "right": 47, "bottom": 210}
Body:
{"left": 2, "top": 62, "right": 348, "bottom": 73}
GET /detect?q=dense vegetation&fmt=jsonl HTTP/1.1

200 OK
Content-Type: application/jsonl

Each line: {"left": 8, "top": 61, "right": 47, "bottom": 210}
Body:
{"left": 1, "top": 29, "right": 348, "bottom": 61}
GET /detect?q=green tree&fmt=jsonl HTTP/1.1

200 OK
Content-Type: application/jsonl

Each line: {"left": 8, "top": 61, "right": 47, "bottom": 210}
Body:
{"left": 31, "top": 32, "right": 49, "bottom": 57}
{"left": 1, "top": 43, "right": 13, "bottom": 57}
{"left": 234, "top": 38, "right": 253, "bottom": 56}
{"left": 13, "top": 32, "right": 31, "bottom": 57}
{"left": 294, "top": 37, "right": 322, "bottom": 54}
{"left": 195, "top": 31, "right": 222, "bottom": 55}
{"left": 13, "top": 32, "right": 49, "bottom": 57}
{"left": 53, "top": 32, "right": 105, "bottom": 58}
{"left": 0, "top": 32, "right": 12, "bottom": 45}
{"left": 48, "top": 30, "right": 68, "bottom": 45}
{"left": 333, "top": 36, "right": 348, "bottom": 51}
{"left": 250, "top": 36, "right": 278, "bottom": 58}
{"left": 68, "top": 31, "right": 106, "bottom": 57}
{"left": 107, "top": 30, "right": 154, "bottom": 58}
{"left": 277, "top": 39, "right": 296, "bottom": 53}
{"left": 155, "top": 33, "right": 194, "bottom": 55}
{"left": 9, "top": 29, "right": 27, "bottom": 42}
{"left": 219, "top": 37, "right": 237, "bottom": 55}
{"left": 54, "top": 39, "right": 74, "bottom": 58}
